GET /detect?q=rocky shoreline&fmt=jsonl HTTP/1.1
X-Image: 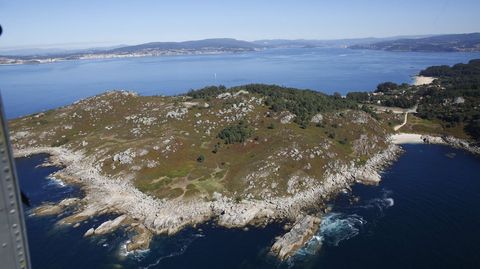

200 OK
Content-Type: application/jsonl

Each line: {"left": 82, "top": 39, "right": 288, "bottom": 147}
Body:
{"left": 15, "top": 142, "right": 401, "bottom": 260}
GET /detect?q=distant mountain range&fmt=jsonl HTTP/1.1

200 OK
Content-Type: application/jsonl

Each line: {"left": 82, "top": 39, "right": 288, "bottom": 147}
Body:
{"left": 1, "top": 34, "right": 479, "bottom": 65}
{"left": 349, "top": 33, "right": 480, "bottom": 52}
{"left": 109, "top": 38, "right": 261, "bottom": 53}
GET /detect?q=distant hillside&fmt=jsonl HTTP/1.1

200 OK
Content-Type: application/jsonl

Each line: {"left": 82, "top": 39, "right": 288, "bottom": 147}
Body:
{"left": 252, "top": 38, "right": 373, "bottom": 48}
{"left": 109, "top": 38, "right": 261, "bottom": 53}
{"left": 253, "top": 35, "right": 431, "bottom": 48}
{"left": 349, "top": 33, "right": 480, "bottom": 52}
{"left": 0, "top": 38, "right": 262, "bottom": 64}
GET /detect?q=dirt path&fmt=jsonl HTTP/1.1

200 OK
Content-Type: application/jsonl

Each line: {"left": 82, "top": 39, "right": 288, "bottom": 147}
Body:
{"left": 394, "top": 112, "right": 408, "bottom": 131}
{"left": 393, "top": 105, "right": 417, "bottom": 131}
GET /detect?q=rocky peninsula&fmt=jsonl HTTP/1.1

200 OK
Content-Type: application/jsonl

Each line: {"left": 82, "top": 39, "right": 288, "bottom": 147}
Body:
{"left": 10, "top": 84, "right": 409, "bottom": 260}
{"left": 11, "top": 59, "right": 480, "bottom": 259}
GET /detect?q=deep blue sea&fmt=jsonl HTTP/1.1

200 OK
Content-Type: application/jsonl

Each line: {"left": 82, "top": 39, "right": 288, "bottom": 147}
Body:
{"left": 5, "top": 48, "right": 480, "bottom": 268}
{"left": 17, "top": 145, "right": 480, "bottom": 269}
{"left": 1, "top": 48, "right": 480, "bottom": 118}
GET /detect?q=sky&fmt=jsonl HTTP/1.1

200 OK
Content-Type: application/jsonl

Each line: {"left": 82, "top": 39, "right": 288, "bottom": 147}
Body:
{"left": 0, "top": 0, "right": 479, "bottom": 49}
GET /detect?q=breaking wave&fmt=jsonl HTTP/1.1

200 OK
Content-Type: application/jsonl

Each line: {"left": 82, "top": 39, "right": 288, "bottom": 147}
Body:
{"left": 360, "top": 189, "right": 394, "bottom": 216}
{"left": 46, "top": 175, "right": 66, "bottom": 187}
{"left": 140, "top": 234, "right": 203, "bottom": 269}
{"left": 319, "top": 213, "right": 366, "bottom": 246}
{"left": 118, "top": 240, "right": 150, "bottom": 258}
{"left": 293, "top": 212, "right": 366, "bottom": 263}
{"left": 295, "top": 189, "right": 395, "bottom": 260}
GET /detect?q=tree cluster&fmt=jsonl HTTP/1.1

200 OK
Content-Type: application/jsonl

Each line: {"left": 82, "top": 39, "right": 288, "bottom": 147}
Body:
{"left": 231, "top": 84, "right": 357, "bottom": 128}
{"left": 187, "top": 85, "right": 227, "bottom": 99}
{"left": 417, "top": 59, "right": 480, "bottom": 142}
{"left": 375, "top": 82, "right": 399, "bottom": 93}
{"left": 217, "top": 120, "right": 253, "bottom": 144}
{"left": 188, "top": 83, "right": 358, "bottom": 128}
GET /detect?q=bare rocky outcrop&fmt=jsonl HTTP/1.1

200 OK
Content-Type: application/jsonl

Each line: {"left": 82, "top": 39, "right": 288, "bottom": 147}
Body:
{"left": 310, "top": 113, "right": 323, "bottom": 124}
{"left": 127, "top": 224, "right": 153, "bottom": 252}
{"left": 271, "top": 215, "right": 321, "bottom": 260}
{"left": 93, "top": 215, "right": 127, "bottom": 235}
{"left": 83, "top": 215, "right": 127, "bottom": 237}
{"left": 84, "top": 228, "right": 95, "bottom": 237}
{"left": 434, "top": 136, "right": 480, "bottom": 155}
{"left": 280, "top": 112, "right": 296, "bottom": 124}
{"left": 420, "top": 134, "right": 446, "bottom": 144}
{"left": 34, "top": 198, "right": 81, "bottom": 216}
{"left": 354, "top": 144, "right": 400, "bottom": 184}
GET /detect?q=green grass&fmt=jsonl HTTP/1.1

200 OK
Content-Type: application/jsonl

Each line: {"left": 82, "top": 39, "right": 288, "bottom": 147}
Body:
{"left": 9, "top": 88, "right": 395, "bottom": 201}
{"left": 193, "top": 178, "right": 224, "bottom": 195}
{"left": 165, "top": 167, "right": 192, "bottom": 178}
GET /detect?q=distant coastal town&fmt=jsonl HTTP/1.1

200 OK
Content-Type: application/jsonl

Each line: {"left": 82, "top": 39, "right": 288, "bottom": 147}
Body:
{"left": 0, "top": 47, "right": 260, "bottom": 65}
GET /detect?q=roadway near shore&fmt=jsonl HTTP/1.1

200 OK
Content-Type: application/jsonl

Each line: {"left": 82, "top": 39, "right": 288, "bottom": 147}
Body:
{"left": 394, "top": 112, "right": 409, "bottom": 131}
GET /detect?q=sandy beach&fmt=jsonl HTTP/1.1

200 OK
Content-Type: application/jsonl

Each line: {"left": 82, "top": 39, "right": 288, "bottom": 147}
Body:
{"left": 390, "top": 133, "right": 448, "bottom": 144}
{"left": 413, "top": 76, "right": 435, "bottom": 86}
{"left": 390, "top": 133, "right": 426, "bottom": 144}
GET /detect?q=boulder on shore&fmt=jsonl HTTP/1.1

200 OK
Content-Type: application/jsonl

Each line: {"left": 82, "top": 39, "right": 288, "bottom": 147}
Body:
{"left": 94, "top": 215, "right": 127, "bottom": 235}
{"left": 34, "top": 198, "right": 80, "bottom": 216}
{"left": 84, "top": 228, "right": 95, "bottom": 237}
{"left": 126, "top": 224, "right": 153, "bottom": 252}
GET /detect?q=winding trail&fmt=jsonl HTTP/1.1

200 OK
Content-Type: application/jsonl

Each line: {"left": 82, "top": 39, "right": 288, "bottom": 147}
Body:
{"left": 394, "top": 113, "right": 408, "bottom": 131}
{"left": 393, "top": 75, "right": 433, "bottom": 131}
{"left": 393, "top": 105, "right": 417, "bottom": 131}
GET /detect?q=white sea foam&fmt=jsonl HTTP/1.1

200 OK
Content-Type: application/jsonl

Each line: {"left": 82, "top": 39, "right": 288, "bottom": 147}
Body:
{"left": 294, "top": 190, "right": 395, "bottom": 260}
{"left": 362, "top": 189, "right": 395, "bottom": 214}
{"left": 118, "top": 240, "right": 131, "bottom": 257}
{"left": 296, "top": 235, "right": 323, "bottom": 257}
{"left": 46, "top": 175, "right": 66, "bottom": 187}
{"left": 118, "top": 240, "right": 151, "bottom": 260}
{"left": 140, "top": 239, "right": 194, "bottom": 269}
{"left": 319, "top": 213, "right": 366, "bottom": 246}
{"left": 292, "top": 212, "right": 367, "bottom": 263}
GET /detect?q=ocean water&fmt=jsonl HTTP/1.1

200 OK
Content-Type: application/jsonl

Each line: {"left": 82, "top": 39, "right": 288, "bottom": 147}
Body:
{"left": 1, "top": 48, "right": 480, "bottom": 118}
{"left": 16, "top": 144, "right": 480, "bottom": 269}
